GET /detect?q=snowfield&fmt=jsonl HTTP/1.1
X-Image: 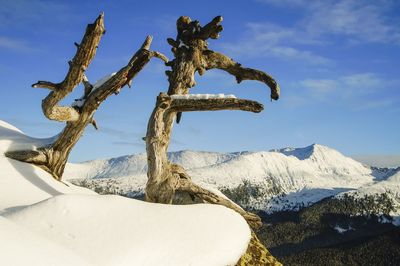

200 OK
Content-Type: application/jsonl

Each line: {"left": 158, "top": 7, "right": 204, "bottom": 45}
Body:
{"left": 65, "top": 143, "right": 400, "bottom": 216}
{"left": 0, "top": 120, "right": 251, "bottom": 266}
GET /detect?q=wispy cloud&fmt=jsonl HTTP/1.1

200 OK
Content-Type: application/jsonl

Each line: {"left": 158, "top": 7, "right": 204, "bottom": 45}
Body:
{"left": 233, "top": 0, "right": 400, "bottom": 65}
{"left": 99, "top": 127, "right": 134, "bottom": 140}
{"left": 301, "top": 73, "right": 386, "bottom": 98}
{"left": 0, "top": 0, "right": 73, "bottom": 28}
{"left": 295, "top": 73, "right": 399, "bottom": 110}
{"left": 256, "top": 0, "right": 400, "bottom": 45}
{"left": 0, "top": 36, "right": 37, "bottom": 52}
{"left": 300, "top": 79, "right": 338, "bottom": 99}
{"left": 353, "top": 98, "right": 395, "bottom": 111}
{"left": 112, "top": 141, "right": 144, "bottom": 148}
{"left": 304, "top": 1, "right": 400, "bottom": 44}
{"left": 220, "top": 22, "right": 331, "bottom": 65}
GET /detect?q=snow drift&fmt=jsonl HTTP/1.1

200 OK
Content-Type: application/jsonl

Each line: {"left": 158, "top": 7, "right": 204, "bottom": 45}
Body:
{"left": 0, "top": 120, "right": 251, "bottom": 266}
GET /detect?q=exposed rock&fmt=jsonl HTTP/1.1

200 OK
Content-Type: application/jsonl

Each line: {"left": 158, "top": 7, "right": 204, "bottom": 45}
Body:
{"left": 237, "top": 231, "right": 282, "bottom": 266}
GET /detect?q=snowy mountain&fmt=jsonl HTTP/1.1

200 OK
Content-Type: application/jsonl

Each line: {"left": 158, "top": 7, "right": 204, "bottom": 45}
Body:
{"left": 65, "top": 144, "right": 400, "bottom": 216}
{"left": 0, "top": 120, "right": 251, "bottom": 266}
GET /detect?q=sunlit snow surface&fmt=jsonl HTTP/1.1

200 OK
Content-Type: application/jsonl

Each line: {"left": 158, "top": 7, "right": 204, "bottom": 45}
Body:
{"left": 72, "top": 73, "right": 117, "bottom": 108}
{"left": 171, "top": 93, "right": 237, "bottom": 99}
{"left": 65, "top": 144, "right": 400, "bottom": 218}
{"left": 0, "top": 120, "right": 251, "bottom": 266}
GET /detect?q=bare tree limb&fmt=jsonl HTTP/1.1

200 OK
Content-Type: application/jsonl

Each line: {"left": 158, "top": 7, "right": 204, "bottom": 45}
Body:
{"left": 6, "top": 15, "right": 167, "bottom": 181}
{"left": 145, "top": 16, "right": 280, "bottom": 230}
{"left": 145, "top": 93, "right": 264, "bottom": 228}
{"left": 168, "top": 95, "right": 263, "bottom": 113}
{"left": 39, "top": 13, "right": 105, "bottom": 122}
{"left": 32, "top": 81, "right": 59, "bottom": 91}
{"left": 168, "top": 163, "right": 262, "bottom": 228}
{"left": 203, "top": 51, "right": 280, "bottom": 100}
{"left": 197, "top": 16, "right": 223, "bottom": 40}
{"left": 177, "top": 178, "right": 262, "bottom": 228}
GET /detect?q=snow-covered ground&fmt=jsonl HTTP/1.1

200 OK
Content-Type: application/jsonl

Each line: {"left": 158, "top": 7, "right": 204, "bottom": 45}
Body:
{"left": 65, "top": 143, "right": 400, "bottom": 218}
{"left": 0, "top": 120, "right": 251, "bottom": 266}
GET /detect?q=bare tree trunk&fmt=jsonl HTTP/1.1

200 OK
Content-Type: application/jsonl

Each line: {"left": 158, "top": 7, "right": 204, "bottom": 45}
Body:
{"left": 145, "top": 15, "right": 280, "bottom": 230}
{"left": 145, "top": 93, "right": 264, "bottom": 228}
{"left": 6, "top": 14, "right": 167, "bottom": 181}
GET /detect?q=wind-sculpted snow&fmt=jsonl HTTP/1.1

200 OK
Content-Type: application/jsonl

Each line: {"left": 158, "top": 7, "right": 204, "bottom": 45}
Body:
{"left": 0, "top": 119, "right": 252, "bottom": 265}
{"left": 0, "top": 120, "right": 57, "bottom": 153}
{"left": 4, "top": 195, "right": 250, "bottom": 266}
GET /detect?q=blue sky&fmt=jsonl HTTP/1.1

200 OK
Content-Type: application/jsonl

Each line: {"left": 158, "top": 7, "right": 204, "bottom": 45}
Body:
{"left": 0, "top": 0, "right": 399, "bottom": 163}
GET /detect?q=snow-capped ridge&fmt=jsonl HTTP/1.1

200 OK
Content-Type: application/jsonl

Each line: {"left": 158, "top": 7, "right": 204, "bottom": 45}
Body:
{"left": 272, "top": 144, "right": 371, "bottom": 176}
{"left": 270, "top": 143, "right": 317, "bottom": 160}
{"left": 64, "top": 142, "right": 400, "bottom": 213}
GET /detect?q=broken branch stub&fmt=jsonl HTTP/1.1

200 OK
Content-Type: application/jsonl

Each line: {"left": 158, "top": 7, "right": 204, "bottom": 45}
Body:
{"left": 34, "top": 13, "right": 106, "bottom": 122}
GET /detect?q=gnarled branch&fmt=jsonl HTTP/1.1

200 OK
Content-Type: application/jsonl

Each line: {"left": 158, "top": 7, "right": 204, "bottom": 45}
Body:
{"left": 169, "top": 95, "right": 263, "bottom": 113}
{"left": 6, "top": 14, "right": 167, "bottom": 181}
{"left": 145, "top": 93, "right": 264, "bottom": 228}
{"left": 203, "top": 51, "right": 280, "bottom": 100}
{"left": 170, "top": 164, "right": 262, "bottom": 228}
{"left": 38, "top": 13, "right": 105, "bottom": 122}
{"left": 146, "top": 16, "right": 280, "bottom": 229}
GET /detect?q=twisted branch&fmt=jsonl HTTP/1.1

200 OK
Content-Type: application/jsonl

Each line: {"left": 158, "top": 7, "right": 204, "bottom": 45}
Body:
{"left": 203, "top": 51, "right": 280, "bottom": 100}
{"left": 34, "top": 13, "right": 106, "bottom": 122}
{"left": 145, "top": 93, "right": 263, "bottom": 228}
{"left": 7, "top": 14, "right": 167, "bottom": 181}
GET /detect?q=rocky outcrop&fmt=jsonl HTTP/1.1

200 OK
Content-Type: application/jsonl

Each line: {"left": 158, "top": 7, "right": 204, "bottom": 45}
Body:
{"left": 237, "top": 232, "right": 282, "bottom": 266}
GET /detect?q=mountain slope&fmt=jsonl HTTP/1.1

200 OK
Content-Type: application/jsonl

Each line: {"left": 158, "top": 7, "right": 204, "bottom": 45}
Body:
{"left": 65, "top": 144, "right": 399, "bottom": 214}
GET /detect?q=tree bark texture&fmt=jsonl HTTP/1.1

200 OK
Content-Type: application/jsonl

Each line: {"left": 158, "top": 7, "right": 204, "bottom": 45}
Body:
{"left": 145, "top": 93, "right": 264, "bottom": 228}
{"left": 6, "top": 14, "right": 167, "bottom": 181}
{"left": 145, "top": 16, "right": 280, "bottom": 229}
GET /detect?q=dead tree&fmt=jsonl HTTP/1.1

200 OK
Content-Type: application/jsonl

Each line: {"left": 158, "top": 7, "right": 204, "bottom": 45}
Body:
{"left": 5, "top": 13, "right": 167, "bottom": 181}
{"left": 145, "top": 16, "right": 280, "bottom": 229}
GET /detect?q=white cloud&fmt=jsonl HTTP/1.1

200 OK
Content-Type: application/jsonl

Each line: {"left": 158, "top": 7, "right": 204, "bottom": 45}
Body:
{"left": 220, "top": 22, "right": 331, "bottom": 65}
{"left": 0, "top": 36, "right": 35, "bottom": 52}
{"left": 257, "top": 0, "right": 400, "bottom": 45}
{"left": 300, "top": 73, "right": 384, "bottom": 96}
{"left": 0, "top": 0, "right": 76, "bottom": 30}
{"left": 297, "top": 73, "right": 399, "bottom": 110}
{"left": 220, "top": 0, "right": 400, "bottom": 65}
{"left": 310, "top": 1, "right": 400, "bottom": 44}
{"left": 300, "top": 79, "right": 338, "bottom": 93}
{"left": 353, "top": 98, "right": 395, "bottom": 111}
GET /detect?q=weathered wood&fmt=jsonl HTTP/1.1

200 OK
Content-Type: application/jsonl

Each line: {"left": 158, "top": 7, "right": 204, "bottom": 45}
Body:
{"left": 145, "top": 16, "right": 280, "bottom": 229}
{"left": 145, "top": 93, "right": 264, "bottom": 228}
{"left": 168, "top": 97, "right": 264, "bottom": 113}
{"left": 203, "top": 51, "right": 280, "bottom": 100}
{"left": 38, "top": 13, "right": 105, "bottom": 122}
{"left": 6, "top": 14, "right": 167, "bottom": 181}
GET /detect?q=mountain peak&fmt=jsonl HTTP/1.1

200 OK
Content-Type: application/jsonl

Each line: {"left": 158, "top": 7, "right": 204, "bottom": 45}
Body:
{"left": 270, "top": 143, "right": 328, "bottom": 160}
